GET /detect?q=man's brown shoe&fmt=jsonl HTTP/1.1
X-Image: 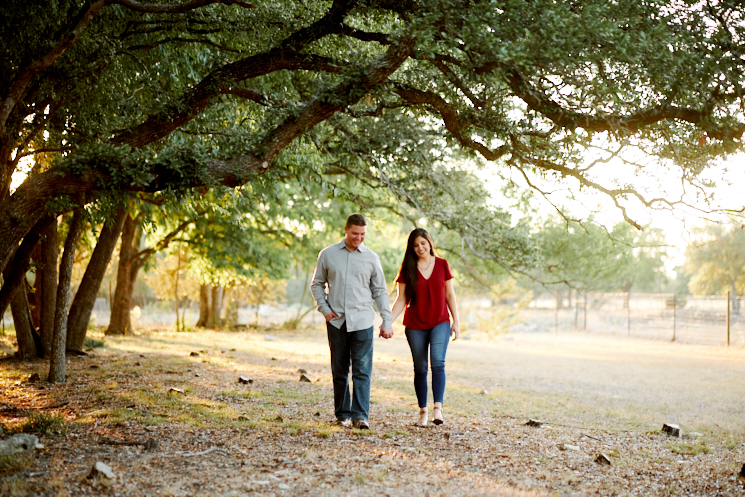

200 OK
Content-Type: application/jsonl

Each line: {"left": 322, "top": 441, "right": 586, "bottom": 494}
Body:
{"left": 352, "top": 418, "right": 370, "bottom": 429}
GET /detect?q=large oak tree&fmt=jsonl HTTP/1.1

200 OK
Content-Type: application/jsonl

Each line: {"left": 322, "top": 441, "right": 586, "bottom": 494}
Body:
{"left": 3, "top": 0, "right": 745, "bottom": 310}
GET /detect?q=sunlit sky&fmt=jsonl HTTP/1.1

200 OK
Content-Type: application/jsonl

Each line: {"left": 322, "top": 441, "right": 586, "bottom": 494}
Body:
{"left": 478, "top": 152, "right": 745, "bottom": 277}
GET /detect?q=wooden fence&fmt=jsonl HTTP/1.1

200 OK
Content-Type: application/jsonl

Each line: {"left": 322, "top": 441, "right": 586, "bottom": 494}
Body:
{"left": 519, "top": 293, "right": 745, "bottom": 346}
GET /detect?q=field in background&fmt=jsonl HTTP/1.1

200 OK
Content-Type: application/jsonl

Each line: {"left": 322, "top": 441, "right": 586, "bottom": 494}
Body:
{"left": 513, "top": 293, "right": 745, "bottom": 347}
{"left": 3, "top": 292, "right": 744, "bottom": 349}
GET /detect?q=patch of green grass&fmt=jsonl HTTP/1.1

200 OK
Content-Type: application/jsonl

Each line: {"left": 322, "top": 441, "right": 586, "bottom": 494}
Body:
{"left": 236, "top": 416, "right": 256, "bottom": 428}
{"left": 285, "top": 421, "right": 306, "bottom": 435}
{"left": 351, "top": 428, "right": 376, "bottom": 436}
{"left": 384, "top": 430, "right": 408, "bottom": 439}
{"left": 220, "top": 389, "right": 259, "bottom": 400}
{"left": 315, "top": 425, "right": 334, "bottom": 438}
{"left": 84, "top": 338, "right": 105, "bottom": 349}
{"left": 0, "top": 452, "right": 33, "bottom": 474}
{"left": 668, "top": 441, "right": 710, "bottom": 456}
{"left": 353, "top": 474, "right": 366, "bottom": 484}
{"left": 21, "top": 411, "right": 66, "bottom": 435}
{"left": 268, "top": 387, "right": 314, "bottom": 400}
{"left": 104, "top": 408, "right": 140, "bottom": 424}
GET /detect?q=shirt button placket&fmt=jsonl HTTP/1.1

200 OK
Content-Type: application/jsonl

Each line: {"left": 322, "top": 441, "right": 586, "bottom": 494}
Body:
{"left": 344, "top": 250, "right": 350, "bottom": 324}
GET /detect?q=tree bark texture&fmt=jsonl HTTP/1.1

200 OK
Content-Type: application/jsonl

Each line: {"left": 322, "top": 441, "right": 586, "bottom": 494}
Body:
{"left": 49, "top": 209, "right": 84, "bottom": 383}
{"left": 0, "top": 215, "right": 55, "bottom": 320}
{"left": 196, "top": 284, "right": 210, "bottom": 327}
{"left": 67, "top": 206, "right": 126, "bottom": 350}
{"left": 10, "top": 281, "right": 38, "bottom": 361}
{"left": 40, "top": 219, "right": 59, "bottom": 356}
{"left": 210, "top": 285, "right": 223, "bottom": 328}
{"left": 106, "top": 213, "right": 144, "bottom": 336}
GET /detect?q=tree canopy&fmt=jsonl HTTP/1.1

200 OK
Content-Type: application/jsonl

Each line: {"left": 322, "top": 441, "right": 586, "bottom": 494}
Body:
{"left": 3, "top": 0, "right": 745, "bottom": 280}
{"left": 685, "top": 222, "right": 745, "bottom": 310}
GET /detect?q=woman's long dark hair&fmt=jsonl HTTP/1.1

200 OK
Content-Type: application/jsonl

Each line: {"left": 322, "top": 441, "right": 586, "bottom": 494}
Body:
{"left": 397, "top": 228, "right": 436, "bottom": 305}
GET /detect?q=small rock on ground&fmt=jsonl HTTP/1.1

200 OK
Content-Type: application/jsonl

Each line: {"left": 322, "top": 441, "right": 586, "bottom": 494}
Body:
{"left": 88, "top": 461, "right": 116, "bottom": 479}
{"left": 0, "top": 433, "right": 38, "bottom": 455}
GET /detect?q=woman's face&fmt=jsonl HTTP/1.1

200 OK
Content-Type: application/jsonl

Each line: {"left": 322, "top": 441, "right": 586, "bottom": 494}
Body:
{"left": 412, "top": 236, "right": 431, "bottom": 259}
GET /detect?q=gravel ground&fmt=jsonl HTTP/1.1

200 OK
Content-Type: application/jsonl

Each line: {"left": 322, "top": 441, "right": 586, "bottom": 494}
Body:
{"left": 1, "top": 328, "right": 743, "bottom": 496}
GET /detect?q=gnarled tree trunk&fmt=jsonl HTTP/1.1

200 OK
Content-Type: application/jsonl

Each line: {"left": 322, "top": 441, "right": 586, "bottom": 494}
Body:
{"left": 67, "top": 206, "right": 126, "bottom": 350}
{"left": 49, "top": 209, "right": 84, "bottom": 383}
{"left": 210, "top": 285, "right": 223, "bottom": 328}
{"left": 196, "top": 284, "right": 210, "bottom": 327}
{"left": 40, "top": 219, "right": 59, "bottom": 357}
{"left": 11, "top": 281, "right": 38, "bottom": 361}
{"left": 0, "top": 216, "right": 55, "bottom": 320}
{"left": 106, "top": 213, "right": 144, "bottom": 336}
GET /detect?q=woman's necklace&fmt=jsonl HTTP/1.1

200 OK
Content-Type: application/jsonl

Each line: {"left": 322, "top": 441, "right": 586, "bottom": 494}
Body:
{"left": 417, "top": 256, "right": 434, "bottom": 272}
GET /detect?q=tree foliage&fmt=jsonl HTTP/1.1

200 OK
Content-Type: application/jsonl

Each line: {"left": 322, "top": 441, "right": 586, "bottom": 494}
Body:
{"left": 535, "top": 218, "right": 667, "bottom": 293}
{"left": 685, "top": 223, "right": 745, "bottom": 310}
{"left": 3, "top": 0, "right": 745, "bottom": 282}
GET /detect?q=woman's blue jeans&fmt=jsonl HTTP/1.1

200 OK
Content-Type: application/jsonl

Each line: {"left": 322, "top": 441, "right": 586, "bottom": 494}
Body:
{"left": 405, "top": 322, "right": 450, "bottom": 408}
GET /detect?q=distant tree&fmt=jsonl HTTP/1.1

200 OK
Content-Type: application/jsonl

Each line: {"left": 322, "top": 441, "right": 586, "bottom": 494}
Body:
{"left": 534, "top": 218, "right": 667, "bottom": 300}
{"left": 665, "top": 266, "right": 692, "bottom": 296}
{"left": 143, "top": 244, "right": 200, "bottom": 331}
{"left": 615, "top": 227, "right": 668, "bottom": 294}
{"left": 685, "top": 224, "right": 745, "bottom": 312}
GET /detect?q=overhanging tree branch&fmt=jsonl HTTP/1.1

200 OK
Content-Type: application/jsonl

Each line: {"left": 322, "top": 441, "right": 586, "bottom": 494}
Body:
{"left": 394, "top": 84, "right": 510, "bottom": 161}
{"left": 489, "top": 63, "right": 745, "bottom": 141}
{"left": 0, "top": 0, "right": 254, "bottom": 136}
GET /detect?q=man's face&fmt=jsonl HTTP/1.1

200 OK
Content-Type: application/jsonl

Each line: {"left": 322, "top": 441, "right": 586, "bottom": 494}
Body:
{"left": 344, "top": 224, "right": 366, "bottom": 250}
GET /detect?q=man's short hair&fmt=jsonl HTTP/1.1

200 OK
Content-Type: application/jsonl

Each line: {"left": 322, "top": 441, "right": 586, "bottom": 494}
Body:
{"left": 346, "top": 213, "right": 367, "bottom": 228}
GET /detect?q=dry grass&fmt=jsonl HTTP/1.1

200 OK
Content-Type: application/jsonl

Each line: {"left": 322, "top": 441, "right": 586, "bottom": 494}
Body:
{"left": 0, "top": 326, "right": 743, "bottom": 496}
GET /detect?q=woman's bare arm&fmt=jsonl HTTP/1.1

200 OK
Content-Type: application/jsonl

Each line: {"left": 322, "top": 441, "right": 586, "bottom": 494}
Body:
{"left": 445, "top": 279, "right": 460, "bottom": 340}
{"left": 391, "top": 282, "right": 407, "bottom": 323}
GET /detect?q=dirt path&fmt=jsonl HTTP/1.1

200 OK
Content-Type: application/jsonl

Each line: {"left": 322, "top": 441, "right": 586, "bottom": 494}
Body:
{"left": 398, "top": 331, "right": 745, "bottom": 434}
{"left": 1, "top": 329, "right": 743, "bottom": 496}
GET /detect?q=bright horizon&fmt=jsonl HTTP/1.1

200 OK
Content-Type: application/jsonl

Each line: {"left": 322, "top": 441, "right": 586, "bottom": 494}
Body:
{"left": 478, "top": 151, "right": 745, "bottom": 278}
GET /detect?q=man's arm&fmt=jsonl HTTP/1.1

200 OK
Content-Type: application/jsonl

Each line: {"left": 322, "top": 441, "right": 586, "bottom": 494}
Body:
{"left": 370, "top": 255, "right": 393, "bottom": 333}
{"left": 310, "top": 251, "right": 334, "bottom": 318}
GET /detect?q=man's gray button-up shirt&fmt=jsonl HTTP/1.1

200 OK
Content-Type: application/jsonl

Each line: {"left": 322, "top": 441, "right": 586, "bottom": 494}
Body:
{"left": 310, "top": 240, "right": 392, "bottom": 332}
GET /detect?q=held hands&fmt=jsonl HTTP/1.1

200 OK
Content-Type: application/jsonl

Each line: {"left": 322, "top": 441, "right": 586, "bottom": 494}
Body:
{"left": 379, "top": 327, "right": 394, "bottom": 339}
{"left": 451, "top": 321, "right": 460, "bottom": 341}
{"left": 324, "top": 311, "right": 339, "bottom": 322}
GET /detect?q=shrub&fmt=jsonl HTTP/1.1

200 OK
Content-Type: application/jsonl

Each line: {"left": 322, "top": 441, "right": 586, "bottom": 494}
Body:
{"left": 21, "top": 411, "right": 67, "bottom": 435}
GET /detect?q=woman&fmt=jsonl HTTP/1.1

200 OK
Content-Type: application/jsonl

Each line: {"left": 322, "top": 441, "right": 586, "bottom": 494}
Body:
{"left": 390, "top": 228, "right": 460, "bottom": 426}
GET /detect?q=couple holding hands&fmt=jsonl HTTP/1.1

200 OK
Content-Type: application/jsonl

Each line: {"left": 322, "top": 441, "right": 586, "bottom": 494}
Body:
{"left": 311, "top": 214, "right": 460, "bottom": 429}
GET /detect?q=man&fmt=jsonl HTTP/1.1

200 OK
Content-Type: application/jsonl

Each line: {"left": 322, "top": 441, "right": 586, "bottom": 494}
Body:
{"left": 311, "top": 214, "right": 393, "bottom": 429}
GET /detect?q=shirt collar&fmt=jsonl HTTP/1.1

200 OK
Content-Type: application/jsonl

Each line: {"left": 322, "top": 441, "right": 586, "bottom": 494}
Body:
{"left": 338, "top": 239, "right": 367, "bottom": 253}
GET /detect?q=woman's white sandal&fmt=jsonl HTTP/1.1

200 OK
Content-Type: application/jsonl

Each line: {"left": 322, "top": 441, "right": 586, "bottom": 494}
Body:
{"left": 418, "top": 408, "right": 428, "bottom": 427}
